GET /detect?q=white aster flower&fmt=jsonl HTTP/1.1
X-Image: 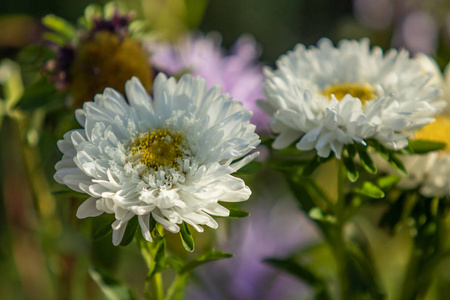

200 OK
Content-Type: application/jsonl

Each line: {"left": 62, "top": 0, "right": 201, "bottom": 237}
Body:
{"left": 260, "top": 38, "right": 444, "bottom": 159}
{"left": 54, "top": 73, "right": 260, "bottom": 245}
{"left": 376, "top": 55, "right": 450, "bottom": 197}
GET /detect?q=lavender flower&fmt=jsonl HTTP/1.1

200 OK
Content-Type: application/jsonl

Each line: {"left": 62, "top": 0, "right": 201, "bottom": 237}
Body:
{"left": 184, "top": 180, "right": 318, "bottom": 300}
{"left": 147, "top": 32, "right": 269, "bottom": 132}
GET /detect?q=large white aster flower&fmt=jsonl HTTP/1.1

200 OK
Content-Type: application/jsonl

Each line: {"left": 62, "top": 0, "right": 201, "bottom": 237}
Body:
{"left": 260, "top": 38, "right": 444, "bottom": 159}
{"left": 54, "top": 73, "right": 260, "bottom": 245}
{"left": 376, "top": 55, "right": 450, "bottom": 197}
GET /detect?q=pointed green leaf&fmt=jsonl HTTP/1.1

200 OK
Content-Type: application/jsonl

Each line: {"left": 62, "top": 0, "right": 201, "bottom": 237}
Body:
{"left": 42, "top": 14, "right": 76, "bottom": 38}
{"left": 93, "top": 220, "right": 113, "bottom": 241}
{"left": 119, "top": 217, "right": 139, "bottom": 246}
{"left": 377, "top": 175, "right": 401, "bottom": 190}
{"left": 354, "top": 182, "right": 385, "bottom": 199}
{"left": 347, "top": 144, "right": 357, "bottom": 158}
{"left": 179, "top": 222, "right": 195, "bottom": 252}
{"left": 388, "top": 152, "right": 407, "bottom": 175}
{"left": 235, "top": 161, "right": 263, "bottom": 174}
{"left": 408, "top": 139, "right": 446, "bottom": 154}
{"left": 89, "top": 267, "right": 136, "bottom": 300}
{"left": 218, "top": 208, "right": 250, "bottom": 219}
{"left": 343, "top": 155, "right": 359, "bottom": 182}
{"left": 180, "top": 251, "right": 233, "bottom": 274}
{"left": 357, "top": 145, "right": 377, "bottom": 174}
{"left": 308, "top": 207, "right": 336, "bottom": 224}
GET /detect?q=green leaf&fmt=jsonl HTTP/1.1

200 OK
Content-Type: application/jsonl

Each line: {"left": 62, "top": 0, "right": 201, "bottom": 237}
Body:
{"left": 218, "top": 208, "right": 250, "bottom": 219}
{"left": 15, "top": 78, "right": 63, "bottom": 111}
{"left": 377, "top": 175, "right": 401, "bottom": 190}
{"left": 147, "top": 238, "right": 167, "bottom": 278}
{"left": 89, "top": 267, "right": 136, "bottom": 300}
{"left": 185, "top": 0, "right": 209, "bottom": 29}
{"left": 179, "top": 222, "right": 195, "bottom": 252}
{"left": 265, "top": 258, "right": 331, "bottom": 300}
{"left": 42, "top": 32, "right": 68, "bottom": 46}
{"left": 119, "top": 217, "right": 139, "bottom": 246}
{"left": 42, "top": 14, "right": 76, "bottom": 38}
{"left": 347, "top": 144, "right": 357, "bottom": 158}
{"left": 235, "top": 161, "right": 263, "bottom": 174}
{"left": 408, "top": 139, "right": 446, "bottom": 154}
{"left": 343, "top": 155, "right": 359, "bottom": 182}
{"left": 308, "top": 207, "right": 336, "bottom": 224}
{"left": 388, "top": 152, "right": 407, "bottom": 175}
{"left": 357, "top": 144, "right": 377, "bottom": 174}
{"left": 354, "top": 182, "right": 385, "bottom": 199}
{"left": 180, "top": 251, "right": 233, "bottom": 274}
{"left": 368, "top": 140, "right": 389, "bottom": 160}
{"left": 302, "top": 156, "right": 322, "bottom": 176}
{"left": 93, "top": 220, "right": 113, "bottom": 241}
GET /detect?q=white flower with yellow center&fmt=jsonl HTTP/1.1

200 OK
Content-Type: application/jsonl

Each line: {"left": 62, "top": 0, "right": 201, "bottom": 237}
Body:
{"left": 375, "top": 55, "right": 450, "bottom": 197}
{"left": 54, "top": 74, "right": 260, "bottom": 245}
{"left": 260, "top": 38, "right": 444, "bottom": 158}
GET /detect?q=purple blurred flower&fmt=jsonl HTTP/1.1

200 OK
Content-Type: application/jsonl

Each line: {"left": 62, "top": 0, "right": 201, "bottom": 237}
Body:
{"left": 353, "top": 0, "right": 449, "bottom": 54}
{"left": 146, "top": 32, "right": 270, "bottom": 133}
{"left": 184, "top": 180, "right": 318, "bottom": 300}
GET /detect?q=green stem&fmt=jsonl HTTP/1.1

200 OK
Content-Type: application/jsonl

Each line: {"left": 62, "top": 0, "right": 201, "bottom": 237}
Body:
{"left": 335, "top": 159, "right": 350, "bottom": 300}
{"left": 152, "top": 272, "right": 164, "bottom": 300}
{"left": 397, "top": 249, "right": 420, "bottom": 300}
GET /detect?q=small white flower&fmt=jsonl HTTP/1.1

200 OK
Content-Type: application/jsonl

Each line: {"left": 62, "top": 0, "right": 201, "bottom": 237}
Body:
{"left": 54, "top": 74, "right": 260, "bottom": 245}
{"left": 260, "top": 38, "right": 444, "bottom": 158}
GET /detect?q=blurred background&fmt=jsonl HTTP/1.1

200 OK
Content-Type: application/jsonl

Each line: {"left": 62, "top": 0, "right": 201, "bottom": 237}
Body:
{"left": 1, "top": 0, "right": 450, "bottom": 299}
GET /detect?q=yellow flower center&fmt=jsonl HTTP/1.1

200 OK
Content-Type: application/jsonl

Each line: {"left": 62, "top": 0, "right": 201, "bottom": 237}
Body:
{"left": 322, "top": 83, "right": 376, "bottom": 103}
{"left": 414, "top": 115, "right": 450, "bottom": 151}
{"left": 130, "top": 128, "right": 187, "bottom": 169}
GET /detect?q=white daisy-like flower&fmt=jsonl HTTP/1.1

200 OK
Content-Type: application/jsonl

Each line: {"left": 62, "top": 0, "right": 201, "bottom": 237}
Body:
{"left": 260, "top": 38, "right": 444, "bottom": 159}
{"left": 375, "top": 55, "right": 450, "bottom": 197}
{"left": 54, "top": 73, "right": 260, "bottom": 245}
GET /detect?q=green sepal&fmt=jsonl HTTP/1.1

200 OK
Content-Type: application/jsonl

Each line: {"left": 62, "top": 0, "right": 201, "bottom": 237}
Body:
{"left": 119, "top": 217, "right": 139, "bottom": 246}
{"left": 357, "top": 144, "right": 377, "bottom": 174}
{"left": 180, "top": 250, "right": 233, "bottom": 274}
{"left": 179, "top": 222, "right": 195, "bottom": 252}
{"left": 343, "top": 154, "right": 359, "bottom": 182}
{"left": 354, "top": 182, "right": 385, "bottom": 199}
{"left": 89, "top": 267, "right": 136, "bottom": 300}
{"left": 408, "top": 139, "right": 446, "bottom": 154}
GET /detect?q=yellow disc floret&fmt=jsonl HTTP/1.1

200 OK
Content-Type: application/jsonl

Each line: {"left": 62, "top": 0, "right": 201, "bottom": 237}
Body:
{"left": 414, "top": 115, "right": 450, "bottom": 151}
{"left": 322, "top": 83, "right": 376, "bottom": 103}
{"left": 130, "top": 128, "right": 187, "bottom": 169}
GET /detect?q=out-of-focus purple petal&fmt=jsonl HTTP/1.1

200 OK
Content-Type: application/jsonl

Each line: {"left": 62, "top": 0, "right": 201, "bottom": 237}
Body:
{"left": 147, "top": 32, "right": 271, "bottom": 133}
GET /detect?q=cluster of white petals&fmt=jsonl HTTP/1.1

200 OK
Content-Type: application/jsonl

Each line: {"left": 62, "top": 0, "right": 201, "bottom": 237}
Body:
{"left": 376, "top": 54, "right": 450, "bottom": 198}
{"left": 260, "top": 38, "right": 444, "bottom": 158}
{"left": 54, "top": 74, "right": 260, "bottom": 245}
